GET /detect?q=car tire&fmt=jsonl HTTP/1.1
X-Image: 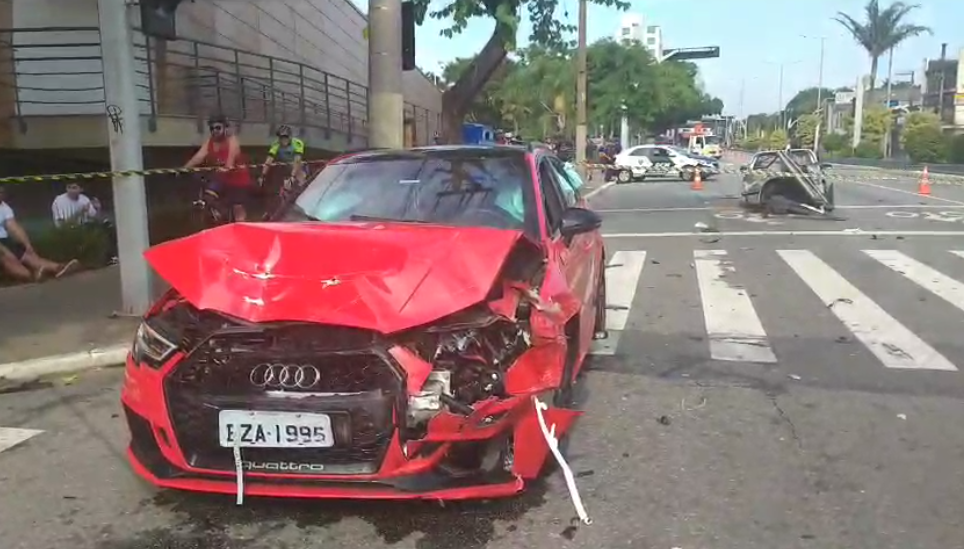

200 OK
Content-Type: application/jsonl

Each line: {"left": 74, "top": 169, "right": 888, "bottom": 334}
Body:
{"left": 617, "top": 169, "right": 632, "bottom": 184}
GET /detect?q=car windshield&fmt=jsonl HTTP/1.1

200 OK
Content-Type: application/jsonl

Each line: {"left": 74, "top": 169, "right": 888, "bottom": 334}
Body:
{"left": 789, "top": 149, "right": 816, "bottom": 166}
{"left": 704, "top": 135, "right": 722, "bottom": 145}
{"left": 280, "top": 151, "right": 531, "bottom": 231}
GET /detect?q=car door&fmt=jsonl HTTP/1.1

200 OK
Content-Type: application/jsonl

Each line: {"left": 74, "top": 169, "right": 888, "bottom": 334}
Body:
{"left": 538, "top": 156, "right": 599, "bottom": 364}
{"left": 742, "top": 152, "right": 773, "bottom": 196}
{"left": 648, "top": 146, "right": 676, "bottom": 176}
{"left": 623, "top": 146, "right": 651, "bottom": 175}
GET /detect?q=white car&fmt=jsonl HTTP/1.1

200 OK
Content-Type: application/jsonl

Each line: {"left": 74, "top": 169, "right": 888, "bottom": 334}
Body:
{"left": 611, "top": 144, "right": 716, "bottom": 184}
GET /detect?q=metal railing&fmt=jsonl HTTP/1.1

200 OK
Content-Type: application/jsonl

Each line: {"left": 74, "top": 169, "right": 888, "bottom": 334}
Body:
{"left": 0, "top": 26, "right": 440, "bottom": 143}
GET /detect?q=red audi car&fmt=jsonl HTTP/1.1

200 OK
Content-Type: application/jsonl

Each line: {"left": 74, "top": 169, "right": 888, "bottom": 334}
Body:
{"left": 122, "top": 144, "right": 606, "bottom": 501}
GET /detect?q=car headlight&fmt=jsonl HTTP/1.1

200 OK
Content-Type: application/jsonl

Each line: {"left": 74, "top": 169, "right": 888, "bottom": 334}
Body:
{"left": 131, "top": 321, "right": 177, "bottom": 368}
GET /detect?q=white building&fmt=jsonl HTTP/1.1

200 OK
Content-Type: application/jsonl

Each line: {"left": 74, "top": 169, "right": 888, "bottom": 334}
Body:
{"left": 614, "top": 13, "right": 663, "bottom": 61}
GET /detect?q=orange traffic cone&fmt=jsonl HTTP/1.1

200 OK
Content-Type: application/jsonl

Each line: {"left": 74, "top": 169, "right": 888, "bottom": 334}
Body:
{"left": 918, "top": 166, "right": 931, "bottom": 195}
{"left": 690, "top": 167, "right": 704, "bottom": 191}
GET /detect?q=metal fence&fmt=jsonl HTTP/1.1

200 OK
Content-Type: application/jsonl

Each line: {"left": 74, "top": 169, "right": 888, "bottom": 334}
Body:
{"left": 0, "top": 26, "right": 439, "bottom": 143}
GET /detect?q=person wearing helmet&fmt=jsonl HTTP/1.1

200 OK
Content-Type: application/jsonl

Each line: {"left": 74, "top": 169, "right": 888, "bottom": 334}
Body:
{"left": 259, "top": 125, "right": 307, "bottom": 189}
{"left": 184, "top": 115, "right": 256, "bottom": 222}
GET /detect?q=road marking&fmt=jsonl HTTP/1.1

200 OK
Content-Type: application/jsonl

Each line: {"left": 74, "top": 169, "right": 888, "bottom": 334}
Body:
{"left": 604, "top": 230, "right": 964, "bottom": 238}
{"left": 0, "top": 427, "right": 44, "bottom": 454}
{"left": 693, "top": 249, "right": 776, "bottom": 363}
{"left": 585, "top": 181, "right": 615, "bottom": 199}
{"left": 848, "top": 180, "right": 964, "bottom": 206}
{"left": 951, "top": 251, "right": 964, "bottom": 261}
{"left": 590, "top": 251, "right": 647, "bottom": 356}
{"left": 778, "top": 249, "right": 957, "bottom": 371}
{"left": 865, "top": 250, "right": 964, "bottom": 316}
{"left": 598, "top": 206, "right": 711, "bottom": 213}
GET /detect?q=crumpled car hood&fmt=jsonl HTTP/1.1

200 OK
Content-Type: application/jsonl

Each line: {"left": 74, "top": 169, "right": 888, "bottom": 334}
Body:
{"left": 144, "top": 222, "right": 527, "bottom": 334}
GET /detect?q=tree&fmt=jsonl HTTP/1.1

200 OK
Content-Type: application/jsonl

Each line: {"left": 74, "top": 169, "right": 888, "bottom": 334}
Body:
{"left": 440, "top": 56, "right": 517, "bottom": 126}
{"left": 784, "top": 87, "right": 836, "bottom": 120}
{"left": 861, "top": 105, "right": 893, "bottom": 146}
{"left": 834, "top": 0, "right": 931, "bottom": 90}
{"left": 792, "top": 113, "right": 821, "bottom": 148}
{"left": 413, "top": 0, "right": 629, "bottom": 143}
{"left": 463, "top": 40, "right": 723, "bottom": 139}
{"left": 901, "top": 111, "right": 947, "bottom": 163}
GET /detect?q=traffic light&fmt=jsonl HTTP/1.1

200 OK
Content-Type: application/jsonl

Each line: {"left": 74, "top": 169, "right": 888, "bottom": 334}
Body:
{"left": 401, "top": 2, "right": 416, "bottom": 71}
{"left": 141, "top": 0, "right": 183, "bottom": 40}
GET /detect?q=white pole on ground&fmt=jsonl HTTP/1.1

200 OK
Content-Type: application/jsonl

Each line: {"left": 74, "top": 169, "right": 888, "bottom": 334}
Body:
{"left": 97, "top": 0, "right": 152, "bottom": 314}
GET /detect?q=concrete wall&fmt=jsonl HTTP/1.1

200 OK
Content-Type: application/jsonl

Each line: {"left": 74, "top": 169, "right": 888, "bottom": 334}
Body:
{"left": 5, "top": 0, "right": 442, "bottom": 145}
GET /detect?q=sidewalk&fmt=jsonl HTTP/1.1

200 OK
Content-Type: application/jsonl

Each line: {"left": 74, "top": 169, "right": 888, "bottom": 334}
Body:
{"left": 0, "top": 266, "right": 152, "bottom": 381}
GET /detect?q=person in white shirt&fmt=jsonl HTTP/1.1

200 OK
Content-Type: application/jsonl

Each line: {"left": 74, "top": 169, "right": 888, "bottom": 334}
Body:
{"left": 0, "top": 186, "right": 79, "bottom": 281}
{"left": 52, "top": 182, "right": 100, "bottom": 227}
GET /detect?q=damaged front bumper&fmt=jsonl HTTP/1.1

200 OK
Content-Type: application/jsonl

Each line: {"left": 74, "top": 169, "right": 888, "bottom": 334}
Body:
{"left": 122, "top": 280, "right": 584, "bottom": 502}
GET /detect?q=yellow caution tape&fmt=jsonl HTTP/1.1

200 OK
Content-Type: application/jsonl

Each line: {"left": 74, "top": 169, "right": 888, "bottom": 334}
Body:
{"left": 0, "top": 159, "right": 328, "bottom": 185}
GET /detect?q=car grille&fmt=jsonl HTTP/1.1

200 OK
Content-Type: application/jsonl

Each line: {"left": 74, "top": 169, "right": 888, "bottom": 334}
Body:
{"left": 163, "top": 325, "right": 401, "bottom": 476}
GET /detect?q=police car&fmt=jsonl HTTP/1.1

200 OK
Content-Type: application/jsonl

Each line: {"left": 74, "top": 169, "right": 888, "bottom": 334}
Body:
{"left": 611, "top": 144, "right": 720, "bottom": 183}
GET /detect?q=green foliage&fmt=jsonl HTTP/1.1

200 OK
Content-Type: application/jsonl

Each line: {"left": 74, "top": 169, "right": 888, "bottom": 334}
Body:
{"left": 793, "top": 114, "right": 821, "bottom": 149}
{"left": 444, "top": 39, "right": 724, "bottom": 138}
{"left": 822, "top": 133, "right": 849, "bottom": 153}
{"left": 901, "top": 112, "right": 947, "bottom": 163}
{"left": 784, "top": 87, "right": 837, "bottom": 119}
{"left": 860, "top": 105, "right": 893, "bottom": 146}
{"left": 414, "top": 0, "right": 630, "bottom": 50}
{"left": 854, "top": 140, "right": 883, "bottom": 159}
{"left": 31, "top": 223, "right": 110, "bottom": 268}
{"left": 765, "top": 129, "right": 789, "bottom": 150}
{"left": 949, "top": 134, "right": 964, "bottom": 164}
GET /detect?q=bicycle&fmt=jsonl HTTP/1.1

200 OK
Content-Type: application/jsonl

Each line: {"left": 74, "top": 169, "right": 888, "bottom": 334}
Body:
{"left": 192, "top": 173, "right": 235, "bottom": 229}
{"left": 261, "top": 166, "right": 315, "bottom": 221}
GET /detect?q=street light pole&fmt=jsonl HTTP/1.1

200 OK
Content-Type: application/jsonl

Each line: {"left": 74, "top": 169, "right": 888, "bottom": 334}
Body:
{"left": 814, "top": 36, "right": 825, "bottom": 153}
{"left": 778, "top": 64, "right": 785, "bottom": 130}
{"left": 883, "top": 46, "right": 895, "bottom": 157}
{"left": 574, "top": 0, "right": 588, "bottom": 178}
{"left": 97, "top": 0, "right": 152, "bottom": 314}
{"left": 368, "top": 0, "right": 403, "bottom": 148}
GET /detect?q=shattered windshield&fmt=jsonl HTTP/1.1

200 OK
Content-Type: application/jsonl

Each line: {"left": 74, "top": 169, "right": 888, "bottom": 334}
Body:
{"left": 789, "top": 149, "right": 817, "bottom": 166}
{"left": 283, "top": 152, "right": 532, "bottom": 231}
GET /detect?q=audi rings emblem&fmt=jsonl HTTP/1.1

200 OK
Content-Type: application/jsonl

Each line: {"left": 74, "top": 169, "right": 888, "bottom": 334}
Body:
{"left": 250, "top": 363, "right": 322, "bottom": 389}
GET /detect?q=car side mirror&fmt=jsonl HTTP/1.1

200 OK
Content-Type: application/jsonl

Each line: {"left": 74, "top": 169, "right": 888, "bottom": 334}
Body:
{"left": 560, "top": 207, "right": 602, "bottom": 238}
{"left": 820, "top": 162, "right": 832, "bottom": 170}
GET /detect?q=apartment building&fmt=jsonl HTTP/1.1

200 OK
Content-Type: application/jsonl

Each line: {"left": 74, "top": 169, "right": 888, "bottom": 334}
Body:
{"left": 614, "top": 13, "right": 663, "bottom": 62}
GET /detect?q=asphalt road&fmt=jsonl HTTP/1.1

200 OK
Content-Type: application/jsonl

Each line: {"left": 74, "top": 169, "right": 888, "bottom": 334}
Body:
{"left": 4, "top": 163, "right": 964, "bottom": 549}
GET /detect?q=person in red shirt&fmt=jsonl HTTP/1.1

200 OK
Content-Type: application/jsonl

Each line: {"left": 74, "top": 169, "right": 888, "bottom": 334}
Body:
{"left": 184, "top": 115, "right": 256, "bottom": 222}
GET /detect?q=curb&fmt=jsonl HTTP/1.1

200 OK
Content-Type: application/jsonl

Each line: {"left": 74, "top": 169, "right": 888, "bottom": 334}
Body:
{"left": 0, "top": 345, "right": 129, "bottom": 383}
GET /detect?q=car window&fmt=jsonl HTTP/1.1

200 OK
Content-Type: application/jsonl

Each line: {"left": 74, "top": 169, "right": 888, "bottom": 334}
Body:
{"left": 286, "top": 152, "right": 533, "bottom": 232}
{"left": 537, "top": 158, "right": 567, "bottom": 234}
{"left": 788, "top": 150, "right": 816, "bottom": 166}
{"left": 751, "top": 153, "right": 787, "bottom": 172}
{"left": 652, "top": 147, "right": 669, "bottom": 157}
{"left": 547, "top": 158, "right": 579, "bottom": 207}
{"left": 630, "top": 147, "right": 649, "bottom": 157}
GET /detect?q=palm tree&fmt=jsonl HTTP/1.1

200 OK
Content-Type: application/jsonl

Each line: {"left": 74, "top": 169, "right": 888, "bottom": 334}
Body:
{"left": 835, "top": 0, "right": 931, "bottom": 90}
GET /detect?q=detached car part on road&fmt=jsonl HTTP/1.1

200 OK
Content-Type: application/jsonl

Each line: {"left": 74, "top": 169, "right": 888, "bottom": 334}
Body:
{"left": 121, "top": 145, "right": 606, "bottom": 506}
{"left": 740, "top": 149, "right": 835, "bottom": 214}
{"left": 610, "top": 144, "right": 719, "bottom": 184}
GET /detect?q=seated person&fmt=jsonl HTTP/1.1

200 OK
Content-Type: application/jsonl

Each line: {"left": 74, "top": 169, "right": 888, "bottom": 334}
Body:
{"left": 51, "top": 182, "right": 118, "bottom": 263}
{"left": 0, "top": 186, "right": 79, "bottom": 281}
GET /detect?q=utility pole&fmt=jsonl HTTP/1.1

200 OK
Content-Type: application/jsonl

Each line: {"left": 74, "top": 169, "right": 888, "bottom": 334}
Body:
{"left": 574, "top": 0, "right": 588, "bottom": 179}
{"left": 814, "top": 37, "right": 825, "bottom": 153}
{"left": 777, "top": 64, "right": 785, "bottom": 130}
{"left": 619, "top": 103, "right": 629, "bottom": 148}
{"left": 97, "top": 0, "right": 152, "bottom": 314}
{"left": 883, "top": 47, "right": 895, "bottom": 157}
{"left": 368, "top": 0, "right": 403, "bottom": 148}
{"left": 852, "top": 74, "right": 868, "bottom": 149}
{"left": 937, "top": 43, "right": 948, "bottom": 118}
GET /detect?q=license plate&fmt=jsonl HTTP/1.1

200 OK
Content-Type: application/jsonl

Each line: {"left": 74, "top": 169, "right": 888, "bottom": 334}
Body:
{"left": 218, "top": 410, "right": 334, "bottom": 448}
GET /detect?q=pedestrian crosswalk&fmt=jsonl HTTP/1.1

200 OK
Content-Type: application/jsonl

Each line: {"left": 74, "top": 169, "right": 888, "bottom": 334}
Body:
{"left": 591, "top": 247, "right": 964, "bottom": 372}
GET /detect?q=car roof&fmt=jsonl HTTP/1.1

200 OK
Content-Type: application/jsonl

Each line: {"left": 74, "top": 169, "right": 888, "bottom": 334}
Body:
{"left": 334, "top": 144, "right": 533, "bottom": 163}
